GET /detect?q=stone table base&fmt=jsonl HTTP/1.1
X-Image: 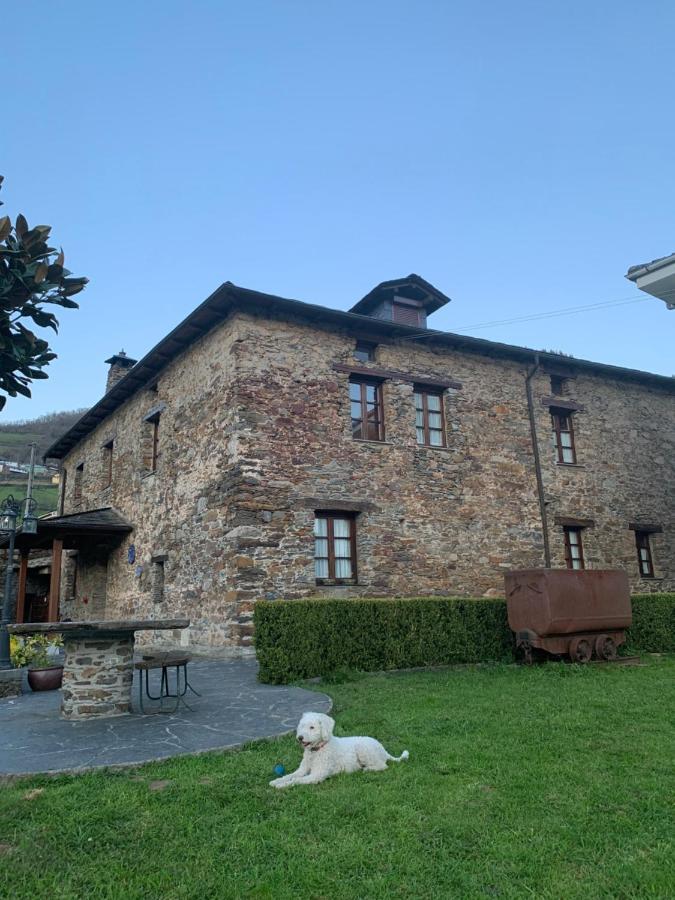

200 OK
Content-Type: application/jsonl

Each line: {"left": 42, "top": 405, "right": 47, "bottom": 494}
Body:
{"left": 61, "top": 635, "right": 135, "bottom": 720}
{"left": 8, "top": 619, "right": 189, "bottom": 720}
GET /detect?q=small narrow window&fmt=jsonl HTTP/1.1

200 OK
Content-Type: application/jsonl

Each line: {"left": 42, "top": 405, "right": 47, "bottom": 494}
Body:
{"left": 142, "top": 413, "right": 161, "bottom": 473}
{"left": 635, "top": 532, "right": 654, "bottom": 578}
{"left": 152, "top": 558, "right": 165, "bottom": 602}
{"left": 66, "top": 552, "right": 79, "bottom": 600}
{"left": 414, "top": 388, "right": 446, "bottom": 447}
{"left": 551, "top": 411, "right": 576, "bottom": 464}
{"left": 102, "top": 439, "right": 114, "bottom": 489}
{"left": 314, "top": 513, "right": 356, "bottom": 584}
{"left": 73, "top": 463, "right": 84, "bottom": 508}
{"left": 563, "top": 527, "right": 585, "bottom": 570}
{"left": 354, "top": 341, "right": 376, "bottom": 363}
{"left": 349, "top": 379, "right": 384, "bottom": 441}
{"left": 550, "top": 375, "right": 566, "bottom": 396}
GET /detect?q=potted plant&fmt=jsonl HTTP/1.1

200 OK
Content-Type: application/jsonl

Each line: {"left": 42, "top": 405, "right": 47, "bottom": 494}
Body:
{"left": 11, "top": 634, "right": 64, "bottom": 691}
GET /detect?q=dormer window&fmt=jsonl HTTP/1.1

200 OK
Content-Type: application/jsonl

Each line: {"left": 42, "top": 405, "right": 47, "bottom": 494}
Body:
{"left": 349, "top": 274, "right": 450, "bottom": 329}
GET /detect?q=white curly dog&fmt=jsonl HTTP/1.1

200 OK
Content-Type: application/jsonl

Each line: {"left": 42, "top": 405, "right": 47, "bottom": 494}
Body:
{"left": 269, "top": 711, "right": 409, "bottom": 788}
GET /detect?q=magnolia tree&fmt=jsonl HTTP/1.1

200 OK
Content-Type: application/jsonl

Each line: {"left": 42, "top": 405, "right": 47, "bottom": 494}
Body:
{"left": 0, "top": 176, "right": 87, "bottom": 411}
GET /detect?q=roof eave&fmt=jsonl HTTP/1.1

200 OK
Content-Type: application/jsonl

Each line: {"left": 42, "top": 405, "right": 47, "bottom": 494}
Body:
{"left": 45, "top": 281, "right": 675, "bottom": 460}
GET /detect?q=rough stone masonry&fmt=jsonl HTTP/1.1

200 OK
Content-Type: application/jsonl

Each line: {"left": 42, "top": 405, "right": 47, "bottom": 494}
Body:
{"left": 44, "top": 278, "right": 675, "bottom": 657}
{"left": 60, "top": 636, "right": 134, "bottom": 719}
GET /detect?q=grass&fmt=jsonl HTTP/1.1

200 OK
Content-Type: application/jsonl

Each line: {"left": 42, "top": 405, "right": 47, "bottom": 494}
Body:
{"left": 0, "top": 658, "right": 673, "bottom": 899}
{"left": 0, "top": 432, "right": 42, "bottom": 448}
{"left": 0, "top": 482, "right": 58, "bottom": 518}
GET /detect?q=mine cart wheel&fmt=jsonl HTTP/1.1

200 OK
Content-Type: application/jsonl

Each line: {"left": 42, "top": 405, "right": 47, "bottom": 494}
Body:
{"left": 520, "top": 643, "right": 534, "bottom": 665}
{"left": 569, "top": 637, "right": 592, "bottom": 664}
{"left": 595, "top": 635, "right": 617, "bottom": 661}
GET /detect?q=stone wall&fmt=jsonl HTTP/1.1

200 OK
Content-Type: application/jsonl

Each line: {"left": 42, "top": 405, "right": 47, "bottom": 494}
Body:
{"left": 58, "top": 309, "right": 675, "bottom": 656}
{"left": 60, "top": 320, "right": 243, "bottom": 651}
{"left": 60, "top": 636, "right": 134, "bottom": 719}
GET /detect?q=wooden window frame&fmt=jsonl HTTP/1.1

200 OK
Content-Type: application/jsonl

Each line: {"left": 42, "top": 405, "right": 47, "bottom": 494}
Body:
{"left": 414, "top": 387, "right": 446, "bottom": 447}
{"left": 314, "top": 512, "right": 357, "bottom": 585}
{"left": 563, "top": 526, "right": 585, "bottom": 570}
{"left": 349, "top": 378, "right": 385, "bottom": 442}
{"left": 635, "top": 531, "right": 654, "bottom": 578}
{"left": 551, "top": 409, "right": 577, "bottom": 465}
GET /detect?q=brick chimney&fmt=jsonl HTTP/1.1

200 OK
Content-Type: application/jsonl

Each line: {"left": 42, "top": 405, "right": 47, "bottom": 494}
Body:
{"left": 104, "top": 350, "right": 137, "bottom": 392}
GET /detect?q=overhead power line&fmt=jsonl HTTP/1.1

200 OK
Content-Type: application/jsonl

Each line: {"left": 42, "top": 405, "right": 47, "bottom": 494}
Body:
{"left": 453, "top": 294, "right": 652, "bottom": 333}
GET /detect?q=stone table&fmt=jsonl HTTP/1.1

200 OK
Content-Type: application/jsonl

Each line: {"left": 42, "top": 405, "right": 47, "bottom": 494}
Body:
{"left": 8, "top": 619, "right": 189, "bottom": 720}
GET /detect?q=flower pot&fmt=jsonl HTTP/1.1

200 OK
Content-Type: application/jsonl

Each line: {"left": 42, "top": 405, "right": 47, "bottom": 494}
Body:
{"left": 27, "top": 666, "right": 64, "bottom": 692}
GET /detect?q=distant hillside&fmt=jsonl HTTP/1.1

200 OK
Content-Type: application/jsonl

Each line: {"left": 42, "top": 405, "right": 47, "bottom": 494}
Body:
{"left": 0, "top": 409, "right": 86, "bottom": 464}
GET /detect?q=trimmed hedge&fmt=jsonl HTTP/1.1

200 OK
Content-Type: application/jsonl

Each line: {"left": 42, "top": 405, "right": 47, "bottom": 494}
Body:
{"left": 255, "top": 597, "right": 513, "bottom": 684}
{"left": 626, "top": 593, "right": 675, "bottom": 655}
{"left": 255, "top": 593, "right": 675, "bottom": 683}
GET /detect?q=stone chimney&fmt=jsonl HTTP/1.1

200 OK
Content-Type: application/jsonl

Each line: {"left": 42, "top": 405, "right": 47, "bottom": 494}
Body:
{"left": 104, "top": 350, "right": 137, "bottom": 392}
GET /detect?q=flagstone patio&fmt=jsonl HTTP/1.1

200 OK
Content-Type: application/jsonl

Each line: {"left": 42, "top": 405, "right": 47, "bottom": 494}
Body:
{"left": 0, "top": 658, "right": 330, "bottom": 777}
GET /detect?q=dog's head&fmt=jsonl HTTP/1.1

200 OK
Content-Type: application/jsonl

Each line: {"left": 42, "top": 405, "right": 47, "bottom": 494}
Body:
{"left": 296, "top": 712, "right": 334, "bottom": 749}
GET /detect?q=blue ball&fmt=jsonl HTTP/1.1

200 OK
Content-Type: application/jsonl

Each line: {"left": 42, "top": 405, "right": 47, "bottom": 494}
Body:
{"left": 274, "top": 764, "right": 285, "bottom": 776}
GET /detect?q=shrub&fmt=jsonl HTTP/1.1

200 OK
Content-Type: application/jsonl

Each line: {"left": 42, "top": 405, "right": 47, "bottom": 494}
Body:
{"left": 11, "top": 633, "right": 63, "bottom": 669}
{"left": 626, "top": 593, "right": 675, "bottom": 654}
{"left": 255, "top": 597, "right": 513, "bottom": 684}
{"left": 255, "top": 592, "right": 675, "bottom": 683}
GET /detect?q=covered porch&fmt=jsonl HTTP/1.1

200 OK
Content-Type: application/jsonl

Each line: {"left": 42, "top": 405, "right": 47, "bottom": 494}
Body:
{"left": 1, "top": 507, "right": 133, "bottom": 623}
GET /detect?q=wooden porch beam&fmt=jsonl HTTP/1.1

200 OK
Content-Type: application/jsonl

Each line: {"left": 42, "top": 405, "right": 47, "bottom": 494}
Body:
{"left": 48, "top": 539, "right": 63, "bottom": 622}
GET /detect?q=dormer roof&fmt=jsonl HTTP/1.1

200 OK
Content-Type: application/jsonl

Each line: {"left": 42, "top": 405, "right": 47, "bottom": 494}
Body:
{"left": 349, "top": 274, "right": 451, "bottom": 317}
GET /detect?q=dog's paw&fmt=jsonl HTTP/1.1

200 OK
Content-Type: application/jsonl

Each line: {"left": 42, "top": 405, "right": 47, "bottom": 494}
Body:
{"left": 269, "top": 778, "right": 287, "bottom": 788}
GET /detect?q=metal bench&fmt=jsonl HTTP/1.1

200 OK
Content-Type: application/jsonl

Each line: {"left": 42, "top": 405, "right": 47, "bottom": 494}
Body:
{"left": 134, "top": 652, "right": 200, "bottom": 714}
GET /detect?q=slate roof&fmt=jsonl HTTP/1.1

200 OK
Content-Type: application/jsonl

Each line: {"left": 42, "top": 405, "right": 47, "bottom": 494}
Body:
{"left": 0, "top": 507, "right": 133, "bottom": 549}
{"left": 44, "top": 280, "right": 675, "bottom": 460}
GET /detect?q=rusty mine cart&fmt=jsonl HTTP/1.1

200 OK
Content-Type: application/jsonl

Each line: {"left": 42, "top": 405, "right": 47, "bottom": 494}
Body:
{"left": 504, "top": 569, "right": 632, "bottom": 664}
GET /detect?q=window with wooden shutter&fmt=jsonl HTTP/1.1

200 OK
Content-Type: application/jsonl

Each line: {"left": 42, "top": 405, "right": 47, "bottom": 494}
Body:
{"left": 349, "top": 379, "right": 384, "bottom": 441}
{"left": 392, "top": 302, "right": 421, "bottom": 327}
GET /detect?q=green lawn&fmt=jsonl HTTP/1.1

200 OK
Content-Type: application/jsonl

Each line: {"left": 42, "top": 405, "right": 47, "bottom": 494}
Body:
{"left": 0, "top": 659, "right": 673, "bottom": 899}
{"left": 0, "top": 482, "right": 58, "bottom": 518}
{"left": 0, "top": 432, "right": 42, "bottom": 448}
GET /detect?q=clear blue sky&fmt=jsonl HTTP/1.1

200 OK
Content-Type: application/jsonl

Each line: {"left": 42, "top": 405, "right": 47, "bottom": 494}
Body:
{"left": 3, "top": 1, "right": 674, "bottom": 422}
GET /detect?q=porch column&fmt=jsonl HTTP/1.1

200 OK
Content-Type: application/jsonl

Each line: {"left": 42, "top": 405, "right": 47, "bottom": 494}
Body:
{"left": 15, "top": 551, "right": 28, "bottom": 624}
{"left": 48, "top": 539, "right": 63, "bottom": 622}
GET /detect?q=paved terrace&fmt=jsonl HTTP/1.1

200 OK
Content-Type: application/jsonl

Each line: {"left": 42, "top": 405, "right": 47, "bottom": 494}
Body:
{"left": 0, "top": 659, "right": 330, "bottom": 777}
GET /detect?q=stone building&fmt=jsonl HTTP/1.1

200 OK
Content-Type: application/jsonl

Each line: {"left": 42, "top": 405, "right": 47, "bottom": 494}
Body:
{"left": 8, "top": 275, "right": 675, "bottom": 656}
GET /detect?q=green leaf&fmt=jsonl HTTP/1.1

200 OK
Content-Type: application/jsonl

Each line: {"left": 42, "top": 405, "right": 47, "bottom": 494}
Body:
{"left": 34, "top": 262, "right": 48, "bottom": 284}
